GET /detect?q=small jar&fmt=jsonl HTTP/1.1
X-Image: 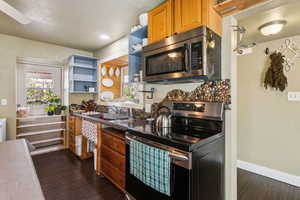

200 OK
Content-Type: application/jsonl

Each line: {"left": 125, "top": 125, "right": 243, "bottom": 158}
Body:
{"left": 133, "top": 74, "right": 140, "bottom": 82}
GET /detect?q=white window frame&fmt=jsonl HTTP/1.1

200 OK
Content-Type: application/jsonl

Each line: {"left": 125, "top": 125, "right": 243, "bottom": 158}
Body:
{"left": 16, "top": 57, "right": 64, "bottom": 115}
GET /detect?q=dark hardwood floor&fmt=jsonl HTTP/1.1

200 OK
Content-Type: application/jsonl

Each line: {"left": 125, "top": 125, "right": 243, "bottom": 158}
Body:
{"left": 238, "top": 169, "right": 300, "bottom": 200}
{"left": 33, "top": 150, "right": 300, "bottom": 200}
{"left": 32, "top": 150, "right": 123, "bottom": 200}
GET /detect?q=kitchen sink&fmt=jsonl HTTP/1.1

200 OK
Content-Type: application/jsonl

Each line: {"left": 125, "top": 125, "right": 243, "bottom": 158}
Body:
{"left": 89, "top": 113, "right": 129, "bottom": 120}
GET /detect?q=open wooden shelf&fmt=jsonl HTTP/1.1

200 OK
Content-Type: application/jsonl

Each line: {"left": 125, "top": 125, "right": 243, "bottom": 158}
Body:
{"left": 17, "top": 128, "right": 65, "bottom": 137}
{"left": 17, "top": 114, "right": 65, "bottom": 120}
{"left": 31, "top": 144, "right": 65, "bottom": 156}
{"left": 30, "top": 137, "right": 64, "bottom": 145}
{"left": 69, "top": 55, "right": 98, "bottom": 94}
{"left": 17, "top": 115, "right": 67, "bottom": 155}
{"left": 17, "top": 121, "right": 65, "bottom": 128}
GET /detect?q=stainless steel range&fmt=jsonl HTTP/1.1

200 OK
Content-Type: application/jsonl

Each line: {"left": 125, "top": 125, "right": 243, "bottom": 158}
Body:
{"left": 125, "top": 101, "right": 225, "bottom": 200}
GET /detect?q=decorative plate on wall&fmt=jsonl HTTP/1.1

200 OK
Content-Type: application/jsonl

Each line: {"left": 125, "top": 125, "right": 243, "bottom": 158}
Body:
{"left": 102, "top": 78, "right": 114, "bottom": 87}
{"left": 115, "top": 68, "right": 120, "bottom": 77}
{"left": 100, "top": 91, "right": 114, "bottom": 101}
{"left": 109, "top": 67, "right": 114, "bottom": 77}
{"left": 101, "top": 66, "right": 107, "bottom": 76}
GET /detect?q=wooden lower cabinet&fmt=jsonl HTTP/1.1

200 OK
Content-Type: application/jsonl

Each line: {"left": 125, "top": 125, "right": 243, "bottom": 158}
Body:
{"left": 68, "top": 115, "right": 92, "bottom": 159}
{"left": 99, "top": 128, "right": 126, "bottom": 192}
{"left": 101, "top": 159, "right": 125, "bottom": 191}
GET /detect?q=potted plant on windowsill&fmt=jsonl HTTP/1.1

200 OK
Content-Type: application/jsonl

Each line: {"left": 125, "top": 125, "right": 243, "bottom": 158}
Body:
{"left": 55, "top": 105, "right": 67, "bottom": 115}
{"left": 44, "top": 105, "right": 55, "bottom": 116}
{"left": 48, "top": 96, "right": 67, "bottom": 115}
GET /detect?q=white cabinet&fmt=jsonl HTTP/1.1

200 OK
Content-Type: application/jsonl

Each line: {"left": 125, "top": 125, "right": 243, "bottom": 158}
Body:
{"left": 0, "top": 118, "right": 6, "bottom": 142}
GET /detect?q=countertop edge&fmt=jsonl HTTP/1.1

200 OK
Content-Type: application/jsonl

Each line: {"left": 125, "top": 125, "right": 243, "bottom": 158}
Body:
{"left": 0, "top": 139, "right": 45, "bottom": 200}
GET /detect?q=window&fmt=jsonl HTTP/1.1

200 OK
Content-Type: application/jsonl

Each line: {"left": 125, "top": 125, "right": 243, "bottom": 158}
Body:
{"left": 121, "top": 66, "right": 131, "bottom": 98}
{"left": 120, "top": 66, "right": 144, "bottom": 105}
{"left": 17, "top": 59, "right": 62, "bottom": 115}
{"left": 25, "top": 71, "right": 55, "bottom": 106}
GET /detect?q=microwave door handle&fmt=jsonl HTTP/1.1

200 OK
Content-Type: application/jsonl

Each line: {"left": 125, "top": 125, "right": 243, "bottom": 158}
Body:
{"left": 184, "top": 43, "right": 189, "bottom": 72}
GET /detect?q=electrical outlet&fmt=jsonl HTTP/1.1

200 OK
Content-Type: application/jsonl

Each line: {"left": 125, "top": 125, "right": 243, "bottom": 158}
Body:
{"left": 0, "top": 99, "right": 7, "bottom": 105}
{"left": 288, "top": 92, "right": 300, "bottom": 101}
{"left": 145, "top": 103, "right": 152, "bottom": 113}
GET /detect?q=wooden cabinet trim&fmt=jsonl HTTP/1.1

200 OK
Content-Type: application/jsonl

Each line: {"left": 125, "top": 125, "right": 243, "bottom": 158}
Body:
{"left": 213, "top": 0, "right": 270, "bottom": 17}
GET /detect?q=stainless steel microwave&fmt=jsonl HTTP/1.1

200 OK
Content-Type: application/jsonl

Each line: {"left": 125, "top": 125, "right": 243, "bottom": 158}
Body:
{"left": 142, "top": 26, "right": 221, "bottom": 83}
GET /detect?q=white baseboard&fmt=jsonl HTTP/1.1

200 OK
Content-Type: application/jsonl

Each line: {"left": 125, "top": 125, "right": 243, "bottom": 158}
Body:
{"left": 237, "top": 160, "right": 300, "bottom": 187}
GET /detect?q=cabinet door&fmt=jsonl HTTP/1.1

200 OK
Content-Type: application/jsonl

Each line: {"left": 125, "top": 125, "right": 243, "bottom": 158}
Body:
{"left": 148, "top": 0, "right": 173, "bottom": 44}
{"left": 174, "top": 0, "right": 202, "bottom": 34}
{"left": 202, "top": 0, "right": 222, "bottom": 36}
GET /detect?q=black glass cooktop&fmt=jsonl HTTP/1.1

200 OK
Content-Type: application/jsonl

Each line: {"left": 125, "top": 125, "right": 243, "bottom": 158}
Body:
{"left": 123, "top": 119, "right": 223, "bottom": 152}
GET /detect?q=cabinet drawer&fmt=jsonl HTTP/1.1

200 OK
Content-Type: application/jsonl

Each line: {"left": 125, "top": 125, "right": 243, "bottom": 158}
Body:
{"left": 69, "top": 143, "right": 76, "bottom": 153}
{"left": 69, "top": 126, "right": 75, "bottom": 134}
{"left": 69, "top": 122, "right": 75, "bottom": 128}
{"left": 102, "top": 132, "right": 125, "bottom": 155}
{"left": 102, "top": 159, "right": 125, "bottom": 190}
{"left": 69, "top": 116, "right": 75, "bottom": 123}
{"left": 69, "top": 134, "right": 75, "bottom": 144}
{"left": 101, "top": 145, "right": 125, "bottom": 173}
{"left": 69, "top": 126, "right": 81, "bottom": 136}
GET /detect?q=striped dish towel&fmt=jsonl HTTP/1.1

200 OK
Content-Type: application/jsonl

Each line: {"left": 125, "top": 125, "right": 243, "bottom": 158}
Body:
{"left": 130, "top": 139, "right": 171, "bottom": 196}
{"left": 81, "top": 120, "right": 97, "bottom": 143}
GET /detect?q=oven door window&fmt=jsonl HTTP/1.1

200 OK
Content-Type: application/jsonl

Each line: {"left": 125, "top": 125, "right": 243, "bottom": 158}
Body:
{"left": 190, "top": 40, "right": 203, "bottom": 71}
{"left": 146, "top": 46, "right": 186, "bottom": 76}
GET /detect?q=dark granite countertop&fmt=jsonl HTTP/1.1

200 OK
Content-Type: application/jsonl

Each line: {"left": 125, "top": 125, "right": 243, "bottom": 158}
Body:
{"left": 71, "top": 112, "right": 224, "bottom": 152}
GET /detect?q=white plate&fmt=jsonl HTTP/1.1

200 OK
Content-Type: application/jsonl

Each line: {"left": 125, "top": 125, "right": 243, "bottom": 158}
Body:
{"left": 101, "top": 66, "right": 107, "bottom": 76}
{"left": 102, "top": 78, "right": 114, "bottom": 87}
{"left": 100, "top": 91, "right": 114, "bottom": 101}
{"left": 115, "top": 68, "right": 120, "bottom": 77}
{"left": 109, "top": 67, "right": 114, "bottom": 77}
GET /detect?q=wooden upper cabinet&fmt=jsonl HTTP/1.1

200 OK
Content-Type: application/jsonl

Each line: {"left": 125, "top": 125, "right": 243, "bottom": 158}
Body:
{"left": 175, "top": 0, "right": 222, "bottom": 36}
{"left": 148, "top": 0, "right": 173, "bottom": 44}
{"left": 202, "top": 0, "right": 222, "bottom": 36}
{"left": 174, "top": 0, "right": 202, "bottom": 34}
{"left": 148, "top": 0, "right": 222, "bottom": 43}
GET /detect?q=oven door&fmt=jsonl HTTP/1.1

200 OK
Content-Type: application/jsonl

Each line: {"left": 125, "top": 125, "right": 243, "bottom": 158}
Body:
{"left": 143, "top": 41, "right": 190, "bottom": 82}
{"left": 125, "top": 133, "right": 191, "bottom": 200}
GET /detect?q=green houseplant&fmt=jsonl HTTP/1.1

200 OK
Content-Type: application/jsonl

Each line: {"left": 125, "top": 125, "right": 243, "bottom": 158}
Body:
{"left": 55, "top": 105, "right": 67, "bottom": 115}
{"left": 44, "top": 105, "right": 55, "bottom": 116}
{"left": 46, "top": 96, "right": 67, "bottom": 115}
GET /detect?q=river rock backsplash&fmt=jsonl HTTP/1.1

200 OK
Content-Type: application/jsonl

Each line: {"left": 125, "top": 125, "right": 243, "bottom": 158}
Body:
{"left": 163, "top": 79, "right": 231, "bottom": 104}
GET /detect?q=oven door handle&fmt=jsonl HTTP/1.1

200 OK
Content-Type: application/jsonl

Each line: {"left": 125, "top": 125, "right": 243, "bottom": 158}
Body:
{"left": 169, "top": 152, "right": 188, "bottom": 161}
{"left": 126, "top": 133, "right": 192, "bottom": 169}
{"left": 126, "top": 134, "right": 188, "bottom": 160}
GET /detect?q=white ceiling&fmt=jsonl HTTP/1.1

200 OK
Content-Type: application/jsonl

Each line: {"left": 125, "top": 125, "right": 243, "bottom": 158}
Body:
{"left": 0, "top": 0, "right": 163, "bottom": 51}
{"left": 238, "top": 0, "right": 300, "bottom": 45}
